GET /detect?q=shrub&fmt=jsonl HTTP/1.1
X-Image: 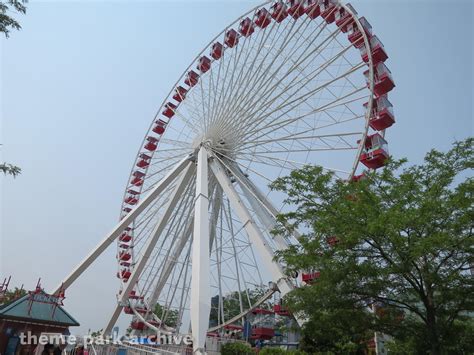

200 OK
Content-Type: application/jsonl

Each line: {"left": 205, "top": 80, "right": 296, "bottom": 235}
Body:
{"left": 221, "top": 341, "right": 254, "bottom": 355}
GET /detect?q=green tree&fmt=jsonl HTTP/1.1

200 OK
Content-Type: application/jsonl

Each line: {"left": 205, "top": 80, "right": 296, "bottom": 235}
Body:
{"left": 0, "top": 0, "right": 27, "bottom": 37}
{"left": 209, "top": 288, "right": 269, "bottom": 326}
{"left": 1, "top": 1, "right": 26, "bottom": 175}
{"left": 271, "top": 138, "right": 473, "bottom": 354}
{"left": 0, "top": 286, "right": 26, "bottom": 304}
{"left": 153, "top": 303, "right": 179, "bottom": 328}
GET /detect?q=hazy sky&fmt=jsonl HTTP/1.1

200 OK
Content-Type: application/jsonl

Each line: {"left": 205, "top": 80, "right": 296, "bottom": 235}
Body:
{"left": 1, "top": 0, "right": 472, "bottom": 335}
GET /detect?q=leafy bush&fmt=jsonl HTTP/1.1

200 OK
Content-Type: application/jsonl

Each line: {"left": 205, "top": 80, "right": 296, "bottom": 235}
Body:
{"left": 221, "top": 341, "right": 254, "bottom": 355}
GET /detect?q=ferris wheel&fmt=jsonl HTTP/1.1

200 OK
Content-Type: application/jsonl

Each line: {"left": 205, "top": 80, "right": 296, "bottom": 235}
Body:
{"left": 54, "top": 0, "right": 395, "bottom": 353}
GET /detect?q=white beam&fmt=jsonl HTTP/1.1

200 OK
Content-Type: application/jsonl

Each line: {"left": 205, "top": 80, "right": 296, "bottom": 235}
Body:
{"left": 52, "top": 155, "right": 193, "bottom": 295}
{"left": 103, "top": 303, "right": 123, "bottom": 336}
{"left": 226, "top": 161, "right": 301, "bottom": 242}
{"left": 190, "top": 147, "right": 211, "bottom": 354}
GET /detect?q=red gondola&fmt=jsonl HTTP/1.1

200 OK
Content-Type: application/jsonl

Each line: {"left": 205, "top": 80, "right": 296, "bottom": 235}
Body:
{"left": 117, "top": 269, "right": 131, "bottom": 280}
{"left": 144, "top": 137, "right": 159, "bottom": 152}
{"left": 359, "top": 133, "right": 389, "bottom": 169}
{"left": 119, "top": 233, "right": 132, "bottom": 243}
{"left": 153, "top": 119, "right": 167, "bottom": 135}
{"left": 273, "top": 304, "right": 291, "bottom": 316}
{"left": 364, "top": 63, "right": 395, "bottom": 97}
{"left": 306, "top": 0, "right": 321, "bottom": 19}
{"left": 288, "top": 0, "right": 306, "bottom": 19}
{"left": 320, "top": 0, "right": 338, "bottom": 24}
{"left": 251, "top": 327, "right": 274, "bottom": 340}
{"left": 225, "top": 29, "right": 239, "bottom": 48}
{"left": 172, "top": 86, "right": 187, "bottom": 102}
{"left": 270, "top": 2, "right": 288, "bottom": 23}
{"left": 136, "top": 159, "right": 149, "bottom": 169}
{"left": 130, "top": 177, "right": 143, "bottom": 187}
{"left": 360, "top": 36, "right": 388, "bottom": 64}
{"left": 364, "top": 95, "right": 395, "bottom": 131}
{"left": 210, "top": 42, "right": 224, "bottom": 60}
{"left": 131, "top": 321, "right": 146, "bottom": 330}
{"left": 162, "top": 102, "right": 177, "bottom": 118}
{"left": 348, "top": 17, "right": 372, "bottom": 48}
{"left": 118, "top": 252, "right": 131, "bottom": 262}
{"left": 334, "top": 4, "right": 357, "bottom": 32}
{"left": 185, "top": 70, "right": 200, "bottom": 87}
{"left": 239, "top": 17, "right": 255, "bottom": 37}
{"left": 302, "top": 271, "right": 320, "bottom": 283}
{"left": 197, "top": 56, "right": 211, "bottom": 73}
{"left": 255, "top": 8, "right": 272, "bottom": 28}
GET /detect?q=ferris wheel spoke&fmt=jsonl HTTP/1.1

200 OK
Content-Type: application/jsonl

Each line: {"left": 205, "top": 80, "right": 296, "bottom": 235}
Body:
{"left": 215, "top": 18, "right": 329, "bottom": 136}
{"left": 231, "top": 50, "right": 363, "bottom": 142}
{"left": 204, "top": 33, "right": 247, "bottom": 132}
{"left": 233, "top": 95, "right": 366, "bottom": 155}
{"left": 277, "top": 39, "right": 361, "bottom": 123}
{"left": 219, "top": 22, "right": 344, "bottom": 136}
{"left": 208, "top": 12, "right": 299, "bottom": 126}
{"left": 221, "top": 14, "right": 324, "bottom": 118}
{"left": 238, "top": 83, "right": 366, "bottom": 145}
{"left": 209, "top": 33, "right": 265, "bottom": 127}
{"left": 211, "top": 23, "right": 282, "bottom": 134}
{"left": 210, "top": 16, "right": 305, "bottom": 135}
{"left": 236, "top": 131, "right": 361, "bottom": 153}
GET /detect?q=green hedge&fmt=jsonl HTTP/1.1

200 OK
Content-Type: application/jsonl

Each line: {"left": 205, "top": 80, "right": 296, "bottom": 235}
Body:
{"left": 221, "top": 341, "right": 254, "bottom": 355}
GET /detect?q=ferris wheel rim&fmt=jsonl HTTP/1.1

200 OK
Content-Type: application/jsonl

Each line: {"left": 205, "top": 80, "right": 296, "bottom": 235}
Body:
{"left": 116, "top": 0, "right": 392, "bottom": 335}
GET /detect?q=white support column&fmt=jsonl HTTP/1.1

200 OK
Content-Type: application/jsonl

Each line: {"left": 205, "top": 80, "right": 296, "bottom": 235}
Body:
{"left": 52, "top": 156, "right": 192, "bottom": 295}
{"left": 240, "top": 186, "right": 289, "bottom": 251}
{"left": 190, "top": 147, "right": 211, "bottom": 354}
{"left": 118, "top": 163, "right": 195, "bottom": 304}
{"left": 226, "top": 162, "right": 301, "bottom": 242}
{"left": 209, "top": 158, "right": 297, "bottom": 302}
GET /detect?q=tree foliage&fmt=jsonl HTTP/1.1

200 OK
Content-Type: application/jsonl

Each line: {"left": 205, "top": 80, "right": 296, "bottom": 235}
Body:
{"left": 153, "top": 302, "right": 179, "bottom": 328}
{"left": 210, "top": 288, "right": 268, "bottom": 326}
{"left": 271, "top": 138, "right": 473, "bottom": 354}
{"left": 220, "top": 341, "right": 253, "bottom": 355}
{"left": 0, "top": 286, "right": 26, "bottom": 304}
{"left": 0, "top": 0, "right": 26, "bottom": 37}
{"left": 1, "top": 163, "right": 21, "bottom": 177}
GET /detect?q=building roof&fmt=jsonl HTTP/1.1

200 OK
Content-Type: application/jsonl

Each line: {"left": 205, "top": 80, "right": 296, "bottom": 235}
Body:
{"left": 0, "top": 291, "right": 79, "bottom": 327}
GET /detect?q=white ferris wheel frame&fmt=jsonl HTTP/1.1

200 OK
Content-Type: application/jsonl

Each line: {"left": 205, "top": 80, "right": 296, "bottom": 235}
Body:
{"left": 51, "top": 1, "right": 378, "bottom": 354}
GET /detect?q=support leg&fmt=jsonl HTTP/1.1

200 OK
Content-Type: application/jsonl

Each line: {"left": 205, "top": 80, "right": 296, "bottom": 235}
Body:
{"left": 52, "top": 156, "right": 192, "bottom": 294}
{"left": 190, "top": 147, "right": 211, "bottom": 354}
{"left": 103, "top": 303, "right": 122, "bottom": 336}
